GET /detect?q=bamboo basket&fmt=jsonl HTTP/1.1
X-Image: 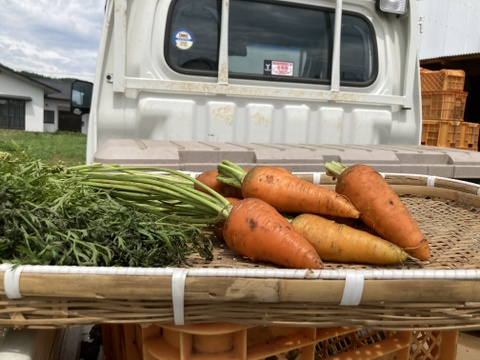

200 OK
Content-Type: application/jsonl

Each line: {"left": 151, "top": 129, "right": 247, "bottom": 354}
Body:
{"left": 1, "top": 173, "right": 480, "bottom": 331}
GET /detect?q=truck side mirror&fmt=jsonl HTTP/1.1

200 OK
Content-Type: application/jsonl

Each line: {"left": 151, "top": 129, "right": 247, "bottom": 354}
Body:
{"left": 71, "top": 80, "right": 93, "bottom": 115}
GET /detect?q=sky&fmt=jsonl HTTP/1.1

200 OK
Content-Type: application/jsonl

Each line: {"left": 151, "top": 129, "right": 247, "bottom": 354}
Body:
{"left": 0, "top": 0, "right": 105, "bottom": 82}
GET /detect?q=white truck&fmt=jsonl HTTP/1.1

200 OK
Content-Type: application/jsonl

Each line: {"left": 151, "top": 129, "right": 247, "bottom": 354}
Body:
{"left": 2, "top": 0, "right": 480, "bottom": 359}
{"left": 70, "top": 0, "right": 480, "bottom": 180}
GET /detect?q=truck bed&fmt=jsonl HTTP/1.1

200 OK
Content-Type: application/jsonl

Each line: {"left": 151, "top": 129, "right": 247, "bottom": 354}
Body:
{"left": 94, "top": 140, "right": 480, "bottom": 180}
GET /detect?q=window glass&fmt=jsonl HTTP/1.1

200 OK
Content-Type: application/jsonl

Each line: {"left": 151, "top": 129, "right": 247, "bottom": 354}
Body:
{"left": 0, "top": 99, "right": 26, "bottom": 130}
{"left": 44, "top": 110, "right": 55, "bottom": 124}
{"left": 229, "top": 1, "right": 331, "bottom": 81}
{"left": 166, "top": 0, "right": 221, "bottom": 72}
{"left": 339, "top": 16, "right": 376, "bottom": 83}
{"left": 166, "top": 0, "right": 377, "bottom": 85}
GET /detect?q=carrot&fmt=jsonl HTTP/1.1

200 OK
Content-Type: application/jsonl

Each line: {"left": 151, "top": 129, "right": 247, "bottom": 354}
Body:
{"left": 80, "top": 164, "right": 323, "bottom": 269}
{"left": 223, "top": 198, "right": 323, "bottom": 269}
{"left": 292, "top": 213, "right": 409, "bottom": 265}
{"left": 212, "top": 197, "right": 242, "bottom": 241}
{"left": 217, "top": 160, "right": 360, "bottom": 219}
{"left": 325, "top": 161, "right": 430, "bottom": 261}
{"left": 321, "top": 215, "right": 380, "bottom": 236}
{"left": 195, "top": 169, "right": 244, "bottom": 198}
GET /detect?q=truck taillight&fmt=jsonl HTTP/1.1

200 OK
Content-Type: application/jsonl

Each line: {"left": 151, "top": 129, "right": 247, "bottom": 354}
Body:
{"left": 376, "top": 0, "right": 408, "bottom": 15}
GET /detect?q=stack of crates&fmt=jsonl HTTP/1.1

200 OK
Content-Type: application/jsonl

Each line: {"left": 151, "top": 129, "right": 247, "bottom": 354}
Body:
{"left": 420, "top": 68, "right": 479, "bottom": 151}
{"left": 101, "top": 323, "right": 460, "bottom": 360}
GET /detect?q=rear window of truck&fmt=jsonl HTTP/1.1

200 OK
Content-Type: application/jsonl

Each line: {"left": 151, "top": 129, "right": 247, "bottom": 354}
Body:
{"left": 166, "top": 0, "right": 377, "bottom": 86}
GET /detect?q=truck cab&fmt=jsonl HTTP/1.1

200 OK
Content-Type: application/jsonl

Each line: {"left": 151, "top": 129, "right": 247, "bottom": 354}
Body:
{"left": 70, "top": 0, "right": 480, "bottom": 177}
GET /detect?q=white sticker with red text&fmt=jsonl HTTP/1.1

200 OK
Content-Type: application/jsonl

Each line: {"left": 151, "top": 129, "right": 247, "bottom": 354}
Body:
{"left": 264, "top": 60, "right": 294, "bottom": 77}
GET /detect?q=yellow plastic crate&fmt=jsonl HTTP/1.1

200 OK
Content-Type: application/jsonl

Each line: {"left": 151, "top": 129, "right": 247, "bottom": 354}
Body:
{"left": 420, "top": 68, "right": 466, "bottom": 92}
{"left": 101, "top": 323, "right": 459, "bottom": 360}
{"left": 422, "top": 91, "right": 468, "bottom": 121}
{"left": 421, "top": 119, "right": 461, "bottom": 148}
{"left": 457, "top": 121, "right": 479, "bottom": 151}
{"left": 421, "top": 119, "right": 479, "bottom": 150}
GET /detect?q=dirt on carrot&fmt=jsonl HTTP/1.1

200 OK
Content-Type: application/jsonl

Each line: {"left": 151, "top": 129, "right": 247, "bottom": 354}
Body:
{"left": 292, "top": 213, "right": 409, "bottom": 265}
{"left": 222, "top": 198, "right": 323, "bottom": 269}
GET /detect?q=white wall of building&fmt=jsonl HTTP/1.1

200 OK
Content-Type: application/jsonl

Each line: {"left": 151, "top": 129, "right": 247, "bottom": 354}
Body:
{"left": 0, "top": 71, "right": 45, "bottom": 131}
{"left": 418, "top": 0, "right": 480, "bottom": 60}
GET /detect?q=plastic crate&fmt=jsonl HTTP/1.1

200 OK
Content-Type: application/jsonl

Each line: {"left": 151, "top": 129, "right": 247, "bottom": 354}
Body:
{"left": 422, "top": 91, "right": 468, "bottom": 120}
{"left": 421, "top": 119, "right": 461, "bottom": 148}
{"left": 101, "top": 323, "right": 459, "bottom": 360}
{"left": 420, "top": 68, "right": 466, "bottom": 92}
{"left": 421, "top": 119, "right": 479, "bottom": 150}
{"left": 410, "top": 331, "right": 458, "bottom": 360}
{"left": 456, "top": 121, "right": 479, "bottom": 151}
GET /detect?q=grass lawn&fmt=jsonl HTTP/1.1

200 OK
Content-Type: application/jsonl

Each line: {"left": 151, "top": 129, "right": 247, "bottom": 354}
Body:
{"left": 0, "top": 129, "right": 86, "bottom": 166}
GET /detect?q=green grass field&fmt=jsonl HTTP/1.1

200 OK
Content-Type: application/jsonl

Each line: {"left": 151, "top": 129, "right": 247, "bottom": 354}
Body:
{"left": 0, "top": 130, "right": 87, "bottom": 166}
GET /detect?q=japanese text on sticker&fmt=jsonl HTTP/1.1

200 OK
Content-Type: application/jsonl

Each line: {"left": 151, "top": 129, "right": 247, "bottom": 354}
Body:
{"left": 271, "top": 61, "right": 294, "bottom": 76}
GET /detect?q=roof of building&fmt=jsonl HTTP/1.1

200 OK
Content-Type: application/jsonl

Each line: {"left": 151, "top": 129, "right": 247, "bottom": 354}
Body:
{"left": 34, "top": 78, "right": 73, "bottom": 101}
{"left": 0, "top": 63, "right": 60, "bottom": 95}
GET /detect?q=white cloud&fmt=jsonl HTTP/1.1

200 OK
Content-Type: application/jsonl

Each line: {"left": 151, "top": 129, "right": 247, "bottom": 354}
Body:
{"left": 0, "top": 0, "right": 104, "bottom": 81}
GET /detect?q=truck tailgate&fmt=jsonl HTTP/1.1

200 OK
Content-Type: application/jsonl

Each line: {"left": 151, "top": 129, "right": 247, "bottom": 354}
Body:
{"left": 94, "top": 140, "right": 480, "bottom": 180}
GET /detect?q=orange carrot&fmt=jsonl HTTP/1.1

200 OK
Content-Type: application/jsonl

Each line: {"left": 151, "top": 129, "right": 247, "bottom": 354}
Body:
{"left": 292, "top": 213, "right": 409, "bottom": 265}
{"left": 325, "top": 162, "right": 430, "bottom": 261}
{"left": 217, "top": 161, "right": 360, "bottom": 219}
{"left": 212, "top": 197, "right": 242, "bottom": 241}
{"left": 195, "top": 169, "right": 244, "bottom": 198}
{"left": 223, "top": 198, "right": 323, "bottom": 269}
{"left": 82, "top": 165, "right": 320, "bottom": 269}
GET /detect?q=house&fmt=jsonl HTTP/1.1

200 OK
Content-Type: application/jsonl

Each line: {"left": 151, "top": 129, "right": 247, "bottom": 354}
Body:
{"left": 418, "top": 0, "right": 480, "bottom": 124}
{"left": 0, "top": 63, "right": 86, "bottom": 134}
{"left": 36, "top": 78, "right": 87, "bottom": 133}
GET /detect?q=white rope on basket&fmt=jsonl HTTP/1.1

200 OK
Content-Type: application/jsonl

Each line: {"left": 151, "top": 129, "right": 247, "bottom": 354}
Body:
{"left": 172, "top": 268, "right": 189, "bottom": 325}
{"left": 340, "top": 271, "right": 364, "bottom": 306}
{"left": 2, "top": 264, "right": 480, "bottom": 280}
{"left": 3, "top": 265, "right": 23, "bottom": 299}
{"left": 312, "top": 172, "right": 322, "bottom": 185}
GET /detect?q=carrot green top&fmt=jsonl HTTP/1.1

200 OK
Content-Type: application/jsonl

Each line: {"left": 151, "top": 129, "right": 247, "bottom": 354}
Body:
{"left": 324, "top": 161, "right": 349, "bottom": 178}
{"left": 216, "top": 160, "right": 248, "bottom": 188}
